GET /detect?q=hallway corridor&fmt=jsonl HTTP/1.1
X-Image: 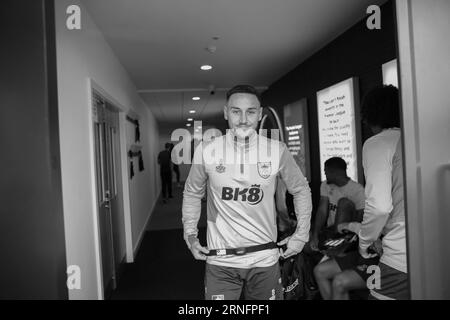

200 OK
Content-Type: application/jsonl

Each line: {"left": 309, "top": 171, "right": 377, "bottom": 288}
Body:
{"left": 3, "top": 0, "right": 450, "bottom": 301}
{"left": 111, "top": 183, "right": 207, "bottom": 299}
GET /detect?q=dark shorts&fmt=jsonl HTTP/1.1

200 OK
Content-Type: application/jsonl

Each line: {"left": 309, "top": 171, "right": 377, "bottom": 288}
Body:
{"left": 369, "top": 262, "right": 410, "bottom": 300}
{"left": 335, "top": 251, "right": 380, "bottom": 282}
{"left": 204, "top": 263, "right": 284, "bottom": 300}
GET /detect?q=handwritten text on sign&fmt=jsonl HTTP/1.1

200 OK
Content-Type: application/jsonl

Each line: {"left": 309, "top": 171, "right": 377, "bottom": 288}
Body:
{"left": 317, "top": 78, "right": 358, "bottom": 182}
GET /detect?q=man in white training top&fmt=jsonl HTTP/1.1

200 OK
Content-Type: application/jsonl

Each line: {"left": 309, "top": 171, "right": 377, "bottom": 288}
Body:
{"left": 357, "top": 85, "right": 409, "bottom": 300}
{"left": 182, "top": 84, "right": 312, "bottom": 300}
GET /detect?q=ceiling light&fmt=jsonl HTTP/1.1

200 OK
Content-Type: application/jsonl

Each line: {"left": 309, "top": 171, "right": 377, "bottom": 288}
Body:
{"left": 189, "top": 110, "right": 196, "bottom": 114}
{"left": 186, "top": 123, "right": 191, "bottom": 127}
{"left": 197, "top": 126, "right": 202, "bottom": 129}
{"left": 192, "top": 97, "right": 200, "bottom": 101}
{"left": 187, "top": 118, "right": 193, "bottom": 121}
{"left": 195, "top": 129, "right": 199, "bottom": 132}
{"left": 200, "top": 65, "right": 212, "bottom": 71}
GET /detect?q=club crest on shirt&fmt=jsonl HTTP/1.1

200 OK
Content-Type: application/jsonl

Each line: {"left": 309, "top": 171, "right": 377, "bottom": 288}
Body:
{"left": 215, "top": 160, "right": 226, "bottom": 173}
{"left": 257, "top": 162, "right": 271, "bottom": 179}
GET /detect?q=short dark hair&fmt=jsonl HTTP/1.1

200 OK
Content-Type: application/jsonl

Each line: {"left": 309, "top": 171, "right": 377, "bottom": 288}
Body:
{"left": 361, "top": 85, "right": 400, "bottom": 129}
{"left": 324, "top": 157, "right": 347, "bottom": 171}
{"left": 165, "top": 142, "right": 171, "bottom": 149}
{"left": 226, "top": 85, "right": 261, "bottom": 104}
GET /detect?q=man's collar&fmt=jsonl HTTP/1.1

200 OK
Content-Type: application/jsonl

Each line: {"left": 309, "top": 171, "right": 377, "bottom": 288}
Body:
{"left": 226, "top": 129, "right": 258, "bottom": 148}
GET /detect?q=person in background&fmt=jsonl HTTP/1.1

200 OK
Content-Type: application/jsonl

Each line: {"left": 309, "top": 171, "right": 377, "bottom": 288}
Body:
{"left": 170, "top": 143, "right": 182, "bottom": 187}
{"left": 311, "top": 157, "right": 369, "bottom": 300}
{"left": 310, "top": 157, "right": 365, "bottom": 251}
{"left": 158, "top": 142, "right": 173, "bottom": 203}
{"left": 356, "top": 85, "right": 409, "bottom": 300}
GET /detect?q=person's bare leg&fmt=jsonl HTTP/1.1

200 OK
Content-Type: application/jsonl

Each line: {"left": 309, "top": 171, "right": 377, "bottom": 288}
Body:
{"left": 313, "top": 259, "right": 342, "bottom": 300}
{"left": 332, "top": 270, "right": 366, "bottom": 300}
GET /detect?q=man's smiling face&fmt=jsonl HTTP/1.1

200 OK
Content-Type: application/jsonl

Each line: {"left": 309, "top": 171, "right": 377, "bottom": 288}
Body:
{"left": 224, "top": 93, "right": 262, "bottom": 140}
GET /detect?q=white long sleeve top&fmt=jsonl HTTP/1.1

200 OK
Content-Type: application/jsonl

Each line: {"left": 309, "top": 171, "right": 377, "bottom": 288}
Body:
{"left": 359, "top": 128, "right": 407, "bottom": 273}
{"left": 182, "top": 131, "right": 312, "bottom": 269}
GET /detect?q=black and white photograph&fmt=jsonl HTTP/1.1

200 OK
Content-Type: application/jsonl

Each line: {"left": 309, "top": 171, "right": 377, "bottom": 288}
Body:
{"left": 1, "top": 0, "right": 449, "bottom": 305}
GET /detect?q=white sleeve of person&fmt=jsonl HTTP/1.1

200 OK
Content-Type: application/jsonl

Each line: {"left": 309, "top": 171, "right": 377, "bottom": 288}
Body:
{"left": 278, "top": 143, "right": 312, "bottom": 253}
{"left": 358, "top": 137, "right": 393, "bottom": 256}
{"left": 182, "top": 143, "right": 207, "bottom": 249}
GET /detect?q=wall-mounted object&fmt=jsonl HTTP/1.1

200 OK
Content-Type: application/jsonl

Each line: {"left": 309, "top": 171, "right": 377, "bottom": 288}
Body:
{"left": 128, "top": 147, "right": 145, "bottom": 179}
{"left": 382, "top": 59, "right": 398, "bottom": 88}
{"left": 138, "top": 152, "right": 144, "bottom": 172}
{"left": 316, "top": 77, "right": 362, "bottom": 183}
{"left": 129, "top": 157, "right": 134, "bottom": 179}
{"left": 126, "top": 115, "right": 140, "bottom": 143}
{"left": 260, "top": 106, "right": 285, "bottom": 142}
{"left": 283, "top": 98, "right": 311, "bottom": 182}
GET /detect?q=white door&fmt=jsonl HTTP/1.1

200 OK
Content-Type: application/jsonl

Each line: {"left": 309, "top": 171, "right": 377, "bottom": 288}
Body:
{"left": 396, "top": 0, "right": 450, "bottom": 299}
{"left": 93, "top": 95, "right": 119, "bottom": 299}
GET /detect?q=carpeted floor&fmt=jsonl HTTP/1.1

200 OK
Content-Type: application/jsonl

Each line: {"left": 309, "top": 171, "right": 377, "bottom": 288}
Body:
{"left": 110, "top": 182, "right": 208, "bottom": 300}
{"left": 147, "top": 182, "right": 207, "bottom": 231}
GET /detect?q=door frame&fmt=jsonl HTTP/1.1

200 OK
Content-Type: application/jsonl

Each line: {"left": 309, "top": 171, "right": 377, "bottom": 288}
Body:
{"left": 88, "top": 79, "right": 135, "bottom": 299}
{"left": 395, "top": 0, "right": 450, "bottom": 299}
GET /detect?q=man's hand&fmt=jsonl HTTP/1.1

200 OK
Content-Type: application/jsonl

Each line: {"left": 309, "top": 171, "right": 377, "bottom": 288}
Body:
{"left": 188, "top": 236, "right": 209, "bottom": 260}
{"left": 277, "top": 236, "right": 304, "bottom": 259}
{"left": 358, "top": 246, "right": 378, "bottom": 259}
{"left": 369, "top": 239, "right": 383, "bottom": 256}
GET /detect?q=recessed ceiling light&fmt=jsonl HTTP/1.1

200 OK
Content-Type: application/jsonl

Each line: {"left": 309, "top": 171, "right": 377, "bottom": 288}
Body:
{"left": 200, "top": 65, "right": 212, "bottom": 71}
{"left": 195, "top": 129, "right": 199, "bottom": 132}
{"left": 189, "top": 110, "right": 196, "bottom": 114}
{"left": 192, "top": 97, "right": 200, "bottom": 101}
{"left": 187, "top": 118, "right": 193, "bottom": 121}
{"left": 186, "top": 123, "right": 191, "bottom": 127}
{"left": 197, "top": 126, "right": 202, "bottom": 129}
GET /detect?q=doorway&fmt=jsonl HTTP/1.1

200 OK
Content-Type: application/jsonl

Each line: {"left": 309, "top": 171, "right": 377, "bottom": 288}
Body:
{"left": 92, "top": 91, "right": 122, "bottom": 299}
{"left": 395, "top": 0, "right": 450, "bottom": 299}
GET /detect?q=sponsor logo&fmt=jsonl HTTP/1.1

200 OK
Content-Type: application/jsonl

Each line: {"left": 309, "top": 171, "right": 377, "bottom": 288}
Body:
{"left": 212, "top": 295, "right": 224, "bottom": 300}
{"left": 221, "top": 185, "right": 264, "bottom": 205}
{"left": 285, "top": 279, "right": 299, "bottom": 293}
{"left": 257, "top": 162, "right": 272, "bottom": 179}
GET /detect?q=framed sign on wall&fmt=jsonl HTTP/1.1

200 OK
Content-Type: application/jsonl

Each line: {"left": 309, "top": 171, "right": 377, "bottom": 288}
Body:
{"left": 283, "top": 98, "right": 311, "bottom": 182}
{"left": 382, "top": 59, "right": 399, "bottom": 88}
{"left": 316, "top": 77, "right": 362, "bottom": 183}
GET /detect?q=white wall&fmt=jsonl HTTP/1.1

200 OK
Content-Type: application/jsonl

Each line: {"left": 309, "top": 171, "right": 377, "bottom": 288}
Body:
{"left": 55, "top": 0, "right": 159, "bottom": 299}
{"left": 396, "top": 0, "right": 450, "bottom": 299}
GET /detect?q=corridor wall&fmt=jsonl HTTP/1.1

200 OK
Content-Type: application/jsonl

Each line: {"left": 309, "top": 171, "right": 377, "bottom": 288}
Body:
{"left": 262, "top": 1, "right": 397, "bottom": 208}
{"left": 54, "top": 0, "right": 159, "bottom": 299}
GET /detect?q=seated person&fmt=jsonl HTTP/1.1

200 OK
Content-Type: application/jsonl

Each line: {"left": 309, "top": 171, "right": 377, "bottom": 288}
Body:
{"left": 310, "top": 157, "right": 369, "bottom": 300}
{"left": 310, "top": 157, "right": 365, "bottom": 251}
{"left": 313, "top": 222, "right": 381, "bottom": 300}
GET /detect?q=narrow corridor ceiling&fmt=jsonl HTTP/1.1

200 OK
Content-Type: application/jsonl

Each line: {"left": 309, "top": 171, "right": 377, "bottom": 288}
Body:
{"left": 82, "top": 0, "right": 387, "bottom": 127}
